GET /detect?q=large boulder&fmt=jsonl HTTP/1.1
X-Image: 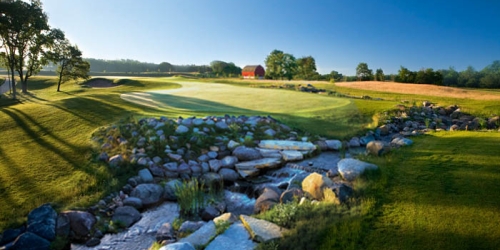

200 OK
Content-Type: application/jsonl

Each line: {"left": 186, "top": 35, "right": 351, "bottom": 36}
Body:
{"left": 112, "top": 206, "right": 142, "bottom": 228}
{"left": 254, "top": 188, "right": 280, "bottom": 213}
{"left": 240, "top": 215, "right": 288, "bottom": 243}
{"left": 301, "top": 173, "right": 334, "bottom": 200}
{"left": 60, "top": 211, "right": 96, "bottom": 240}
{"left": 337, "top": 158, "right": 378, "bottom": 181}
{"left": 224, "top": 191, "right": 255, "bottom": 215}
{"left": 26, "top": 203, "right": 57, "bottom": 241}
{"left": 123, "top": 197, "right": 144, "bottom": 210}
{"left": 258, "top": 140, "right": 315, "bottom": 151}
{"left": 0, "top": 226, "right": 25, "bottom": 246}
{"left": 232, "top": 146, "right": 262, "bottom": 161}
{"left": 10, "top": 232, "right": 51, "bottom": 250}
{"left": 366, "top": 141, "right": 390, "bottom": 156}
{"left": 130, "top": 183, "right": 164, "bottom": 206}
{"left": 280, "top": 188, "right": 304, "bottom": 204}
{"left": 205, "top": 222, "right": 256, "bottom": 250}
{"left": 179, "top": 221, "right": 216, "bottom": 248}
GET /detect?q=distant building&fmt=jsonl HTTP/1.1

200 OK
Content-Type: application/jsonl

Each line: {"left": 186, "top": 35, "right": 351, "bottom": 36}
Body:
{"left": 242, "top": 65, "right": 265, "bottom": 79}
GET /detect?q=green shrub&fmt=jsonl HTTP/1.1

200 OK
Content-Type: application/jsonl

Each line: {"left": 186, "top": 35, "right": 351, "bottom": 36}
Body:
{"left": 175, "top": 179, "right": 206, "bottom": 217}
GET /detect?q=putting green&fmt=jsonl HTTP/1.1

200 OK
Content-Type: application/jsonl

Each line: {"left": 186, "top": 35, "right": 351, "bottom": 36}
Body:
{"left": 120, "top": 81, "right": 352, "bottom": 115}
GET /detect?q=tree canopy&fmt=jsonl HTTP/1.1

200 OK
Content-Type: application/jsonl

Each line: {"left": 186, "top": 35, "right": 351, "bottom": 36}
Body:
{"left": 356, "top": 62, "right": 373, "bottom": 81}
{"left": 265, "top": 50, "right": 297, "bottom": 80}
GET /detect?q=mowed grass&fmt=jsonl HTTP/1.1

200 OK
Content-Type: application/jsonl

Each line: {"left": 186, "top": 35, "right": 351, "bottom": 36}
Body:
{"left": 362, "top": 132, "right": 500, "bottom": 250}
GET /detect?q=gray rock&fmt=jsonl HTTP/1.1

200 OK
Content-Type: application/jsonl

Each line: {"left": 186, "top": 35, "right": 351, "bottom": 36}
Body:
{"left": 10, "top": 232, "right": 51, "bottom": 250}
{"left": 218, "top": 168, "right": 239, "bottom": 182}
{"left": 98, "top": 152, "right": 109, "bottom": 162}
{"left": 123, "top": 197, "right": 143, "bottom": 209}
{"left": 175, "top": 125, "right": 189, "bottom": 134}
{"left": 200, "top": 173, "right": 223, "bottom": 187}
{"left": 232, "top": 146, "right": 262, "bottom": 161}
{"left": 163, "top": 162, "right": 178, "bottom": 172}
{"left": 235, "top": 158, "right": 282, "bottom": 170}
{"left": 112, "top": 206, "right": 142, "bottom": 228}
{"left": 197, "top": 154, "right": 210, "bottom": 162}
{"left": 85, "top": 237, "right": 101, "bottom": 247}
{"left": 179, "top": 221, "right": 205, "bottom": 233}
{"left": 205, "top": 222, "right": 257, "bottom": 250}
{"left": 207, "top": 151, "right": 218, "bottom": 159}
{"left": 27, "top": 203, "right": 57, "bottom": 241}
{"left": 220, "top": 156, "right": 238, "bottom": 168}
{"left": 60, "top": 211, "right": 96, "bottom": 240}
{"left": 149, "top": 165, "right": 165, "bottom": 178}
{"left": 279, "top": 150, "right": 303, "bottom": 161}
{"left": 156, "top": 222, "right": 175, "bottom": 242}
{"left": 138, "top": 168, "right": 154, "bottom": 183}
{"left": 108, "top": 154, "right": 124, "bottom": 167}
{"left": 192, "top": 118, "right": 204, "bottom": 126}
{"left": 168, "top": 153, "right": 183, "bottom": 162}
{"left": 0, "top": 226, "right": 25, "bottom": 246}
{"left": 378, "top": 125, "right": 390, "bottom": 135}
{"left": 325, "top": 140, "right": 342, "bottom": 150}
{"left": 264, "top": 128, "right": 276, "bottom": 137}
{"left": 257, "top": 148, "right": 282, "bottom": 158}
{"left": 254, "top": 188, "right": 280, "bottom": 213}
{"left": 359, "top": 135, "right": 375, "bottom": 146}
{"left": 224, "top": 191, "right": 255, "bottom": 215}
{"left": 348, "top": 137, "right": 361, "bottom": 147}
{"left": 227, "top": 140, "right": 240, "bottom": 150}
{"left": 240, "top": 215, "right": 288, "bottom": 243}
{"left": 201, "top": 206, "right": 221, "bottom": 221}
{"left": 215, "top": 121, "right": 229, "bottom": 130}
{"left": 163, "top": 180, "right": 181, "bottom": 202}
{"left": 160, "top": 242, "right": 195, "bottom": 250}
{"left": 366, "top": 141, "right": 390, "bottom": 156}
{"left": 130, "top": 183, "right": 164, "bottom": 206}
{"left": 280, "top": 188, "right": 304, "bottom": 204}
{"left": 337, "top": 158, "right": 378, "bottom": 181}
{"left": 391, "top": 137, "right": 414, "bottom": 146}
{"left": 258, "top": 140, "right": 316, "bottom": 151}
{"left": 209, "top": 159, "right": 222, "bottom": 172}
{"left": 179, "top": 221, "right": 216, "bottom": 248}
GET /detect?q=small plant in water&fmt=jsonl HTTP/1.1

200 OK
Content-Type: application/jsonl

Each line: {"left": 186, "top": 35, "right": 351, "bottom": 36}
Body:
{"left": 175, "top": 179, "right": 206, "bottom": 217}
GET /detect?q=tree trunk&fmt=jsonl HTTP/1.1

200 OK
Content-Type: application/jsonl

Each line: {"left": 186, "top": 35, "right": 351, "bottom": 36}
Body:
{"left": 57, "top": 67, "right": 63, "bottom": 92}
{"left": 22, "top": 80, "right": 28, "bottom": 93}
{"left": 10, "top": 68, "right": 16, "bottom": 100}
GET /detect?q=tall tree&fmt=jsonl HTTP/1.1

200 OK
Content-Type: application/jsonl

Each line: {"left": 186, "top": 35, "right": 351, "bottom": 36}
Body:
{"left": 158, "top": 62, "right": 173, "bottom": 72}
{"left": 396, "top": 66, "right": 416, "bottom": 83}
{"left": 295, "top": 56, "right": 317, "bottom": 80}
{"left": 356, "top": 62, "right": 373, "bottom": 81}
{"left": 45, "top": 29, "right": 89, "bottom": 92}
{"left": 265, "top": 50, "right": 297, "bottom": 80}
{"left": 375, "top": 68, "right": 385, "bottom": 81}
{"left": 329, "top": 70, "right": 343, "bottom": 82}
{"left": 0, "top": 0, "right": 50, "bottom": 96}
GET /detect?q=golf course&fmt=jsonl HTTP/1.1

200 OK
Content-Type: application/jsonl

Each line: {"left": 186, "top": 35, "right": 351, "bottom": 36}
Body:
{"left": 1, "top": 76, "right": 500, "bottom": 249}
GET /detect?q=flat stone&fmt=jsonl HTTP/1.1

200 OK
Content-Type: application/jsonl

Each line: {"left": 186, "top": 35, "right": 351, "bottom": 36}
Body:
{"left": 391, "top": 137, "right": 413, "bottom": 146}
{"left": 279, "top": 150, "right": 303, "bottom": 161}
{"left": 240, "top": 215, "right": 288, "bottom": 243}
{"left": 160, "top": 242, "right": 196, "bottom": 250}
{"left": 205, "top": 222, "right": 257, "bottom": 250}
{"left": 179, "top": 221, "right": 216, "bottom": 248}
{"left": 235, "top": 167, "right": 260, "bottom": 179}
{"left": 213, "top": 213, "right": 238, "bottom": 224}
{"left": 257, "top": 148, "right": 282, "bottom": 158}
{"left": 232, "top": 146, "right": 262, "bottom": 161}
{"left": 235, "top": 158, "right": 282, "bottom": 170}
{"left": 258, "top": 140, "right": 315, "bottom": 151}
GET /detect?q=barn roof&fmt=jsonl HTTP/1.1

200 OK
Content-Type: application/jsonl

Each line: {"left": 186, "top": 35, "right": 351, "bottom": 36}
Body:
{"left": 242, "top": 65, "right": 262, "bottom": 72}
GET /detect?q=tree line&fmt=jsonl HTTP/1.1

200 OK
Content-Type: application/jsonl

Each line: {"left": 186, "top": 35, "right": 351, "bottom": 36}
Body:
{"left": 0, "top": 0, "right": 90, "bottom": 98}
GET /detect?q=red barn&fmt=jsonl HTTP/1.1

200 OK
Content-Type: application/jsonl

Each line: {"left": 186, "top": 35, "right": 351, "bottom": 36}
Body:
{"left": 242, "top": 65, "right": 265, "bottom": 79}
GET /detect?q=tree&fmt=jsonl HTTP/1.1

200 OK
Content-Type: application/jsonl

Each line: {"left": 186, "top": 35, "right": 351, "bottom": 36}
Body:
{"left": 0, "top": 0, "right": 51, "bottom": 97}
{"left": 295, "top": 56, "right": 317, "bottom": 80}
{"left": 480, "top": 60, "right": 500, "bottom": 88}
{"left": 375, "top": 68, "right": 385, "bottom": 81}
{"left": 356, "top": 62, "right": 373, "bottom": 81}
{"left": 158, "top": 62, "right": 173, "bottom": 72}
{"left": 46, "top": 29, "right": 89, "bottom": 92}
{"left": 440, "top": 67, "right": 459, "bottom": 86}
{"left": 264, "top": 50, "right": 297, "bottom": 80}
{"left": 396, "top": 66, "right": 416, "bottom": 83}
{"left": 458, "top": 66, "right": 480, "bottom": 88}
{"left": 329, "top": 70, "right": 343, "bottom": 82}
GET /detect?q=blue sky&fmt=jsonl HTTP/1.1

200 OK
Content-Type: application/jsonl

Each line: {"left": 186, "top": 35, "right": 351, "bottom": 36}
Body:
{"left": 41, "top": 0, "right": 500, "bottom": 75}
